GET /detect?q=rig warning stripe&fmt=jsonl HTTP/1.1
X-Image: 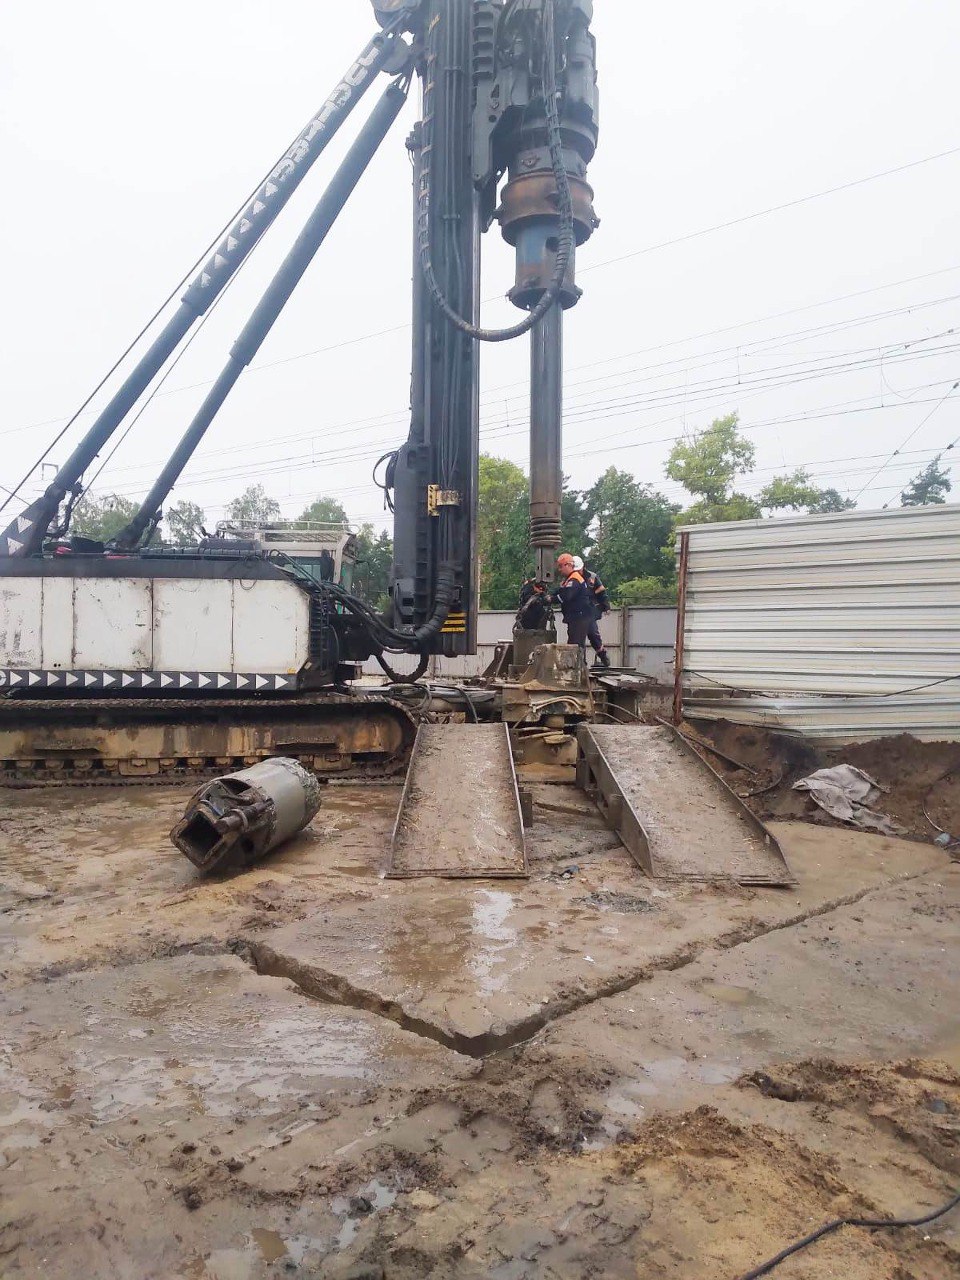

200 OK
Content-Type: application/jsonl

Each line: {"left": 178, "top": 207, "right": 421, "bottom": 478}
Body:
{"left": 0, "top": 670, "right": 298, "bottom": 692}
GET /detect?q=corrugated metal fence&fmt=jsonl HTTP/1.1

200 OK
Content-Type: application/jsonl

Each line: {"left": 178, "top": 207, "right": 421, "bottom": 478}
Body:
{"left": 364, "top": 606, "right": 677, "bottom": 682}
{"left": 677, "top": 503, "right": 960, "bottom": 742}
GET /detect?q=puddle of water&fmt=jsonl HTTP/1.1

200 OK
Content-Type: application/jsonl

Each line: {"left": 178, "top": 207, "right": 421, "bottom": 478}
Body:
{"left": 641, "top": 1057, "right": 687, "bottom": 1085}
{"left": 0, "top": 1097, "right": 57, "bottom": 1131}
{"left": 79, "top": 963, "right": 382, "bottom": 1120}
{"left": 193, "top": 1225, "right": 327, "bottom": 1279}
{"left": 698, "top": 1060, "right": 742, "bottom": 1085}
{"left": 76, "top": 1051, "right": 171, "bottom": 1123}
{"left": 606, "top": 1091, "right": 646, "bottom": 1120}
{"left": 627, "top": 1055, "right": 742, "bottom": 1097}
{"left": 250, "top": 1228, "right": 287, "bottom": 1263}
{"left": 336, "top": 1216, "right": 359, "bottom": 1251}
{"left": 698, "top": 981, "right": 764, "bottom": 1007}
{"left": 332, "top": 1178, "right": 398, "bottom": 1250}
{"left": 469, "top": 890, "right": 518, "bottom": 996}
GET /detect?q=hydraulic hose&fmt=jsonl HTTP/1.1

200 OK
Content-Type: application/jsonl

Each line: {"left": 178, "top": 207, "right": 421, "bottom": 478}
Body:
{"left": 416, "top": 0, "right": 574, "bottom": 343}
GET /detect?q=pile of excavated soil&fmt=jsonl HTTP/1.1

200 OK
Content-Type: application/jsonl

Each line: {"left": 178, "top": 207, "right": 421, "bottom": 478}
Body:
{"left": 685, "top": 721, "right": 960, "bottom": 843}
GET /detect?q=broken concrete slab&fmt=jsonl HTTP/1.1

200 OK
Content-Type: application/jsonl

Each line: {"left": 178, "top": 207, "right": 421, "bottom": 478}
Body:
{"left": 242, "top": 819, "right": 950, "bottom": 1056}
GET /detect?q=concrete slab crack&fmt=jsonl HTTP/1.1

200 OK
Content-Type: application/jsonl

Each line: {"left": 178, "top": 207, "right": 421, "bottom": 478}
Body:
{"left": 245, "top": 941, "right": 502, "bottom": 1057}
{"left": 242, "top": 867, "right": 943, "bottom": 1059}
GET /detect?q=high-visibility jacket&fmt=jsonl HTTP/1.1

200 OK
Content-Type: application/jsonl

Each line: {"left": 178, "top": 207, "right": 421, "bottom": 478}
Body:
{"left": 552, "top": 570, "right": 594, "bottom": 622}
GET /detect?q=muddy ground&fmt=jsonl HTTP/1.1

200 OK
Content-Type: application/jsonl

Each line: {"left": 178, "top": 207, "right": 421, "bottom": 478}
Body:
{"left": 1, "top": 776, "right": 958, "bottom": 1279}
{"left": 686, "top": 720, "right": 960, "bottom": 840}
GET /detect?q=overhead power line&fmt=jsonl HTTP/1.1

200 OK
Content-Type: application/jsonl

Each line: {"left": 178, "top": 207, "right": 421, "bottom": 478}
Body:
{"left": 577, "top": 144, "right": 960, "bottom": 276}
{"left": 92, "top": 345, "right": 960, "bottom": 493}
{"left": 83, "top": 386, "right": 955, "bottom": 504}
{"left": 853, "top": 379, "right": 960, "bottom": 499}
{"left": 67, "top": 311, "right": 960, "bottom": 482}
{"left": 9, "top": 145, "right": 959, "bottom": 509}
{"left": 7, "top": 253, "right": 960, "bottom": 443}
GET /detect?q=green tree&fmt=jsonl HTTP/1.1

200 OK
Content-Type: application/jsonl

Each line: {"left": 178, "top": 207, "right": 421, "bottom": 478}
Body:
{"left": 560, "top": 484, "right": 592, "bottom": 562}
{"left": 299, "top": 495, "right": 349, "bottom": 524}
{"left": 900, "top": 456, "right": 952, "bottom": 506}
{"left": 71, "top": 492, "right": 141, "bottom": 543}
{"left": 163, "top": 499, "right": 206, "bottom": 545}
{"left": 353, "top": 525, "right": 393, "bottom": 608}
{"left": 477, "top": 455, "right": 529, "bottom": 604}
{"left": 666, "top": 413, "right": 756, "bottom": 505}
{"left": 582, "top": 467, "right": 679, "bottom": 593}
{"left": 667, "top": 414, "right": 858, "bottom": 526}
{"left": 615, "top": 575, "right": 679, "bottom": 606}
{"left": 476, "top": 459, "right": 592, "bottom": 609}
{"left": 483, "top": 494, "right": 532, "bottom": 608}
{"left": 805, "top": 488, "right": 857, "bottom": 514}
{"left": 758, "top": 469, "right": 854, "bottom": 515}
{"left": 225, "top": 484, "right": 280, "bottom": 524}
{"left": 677, "top": 494, "right": 762, "bottom": 526}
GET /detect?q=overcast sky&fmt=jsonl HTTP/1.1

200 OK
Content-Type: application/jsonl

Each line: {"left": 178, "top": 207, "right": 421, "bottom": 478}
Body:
{"left": 2, "top": 0, "right": 959, "bottom": 534}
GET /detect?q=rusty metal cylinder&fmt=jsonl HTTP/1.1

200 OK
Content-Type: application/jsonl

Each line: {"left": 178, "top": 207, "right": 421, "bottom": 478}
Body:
{"left": 171, "top": 757, "right": 321, "bottom": 875}
{"left": 499, "top": 147, "right": 597, "bottom": 311}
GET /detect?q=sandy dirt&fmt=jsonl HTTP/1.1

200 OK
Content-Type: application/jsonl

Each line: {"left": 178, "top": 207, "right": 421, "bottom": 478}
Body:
{"left": 1, "top": 777, "right": 958, "bottom": 1278}
{"left": 685, "top": 720, "right": 960, "bottom": 841}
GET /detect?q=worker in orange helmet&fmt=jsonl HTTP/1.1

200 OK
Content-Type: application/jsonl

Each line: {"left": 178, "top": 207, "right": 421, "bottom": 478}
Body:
{"left": 551, "top": 552, "right": 595, "bottom": 651}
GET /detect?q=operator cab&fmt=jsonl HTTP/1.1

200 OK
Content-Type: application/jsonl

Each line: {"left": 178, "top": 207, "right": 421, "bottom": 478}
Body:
{"left": 203, "top": 520, "right": 359, "bottom": 589}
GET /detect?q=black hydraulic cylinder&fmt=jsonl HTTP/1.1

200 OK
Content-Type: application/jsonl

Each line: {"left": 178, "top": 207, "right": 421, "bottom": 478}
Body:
{"left": 1, "top": 24, "right": 400, "bottom": 559}
{"left": 116, "top": 80, "right": 409, "bottom": 549}
{"left": 529, "top": 303, "right": 563, "bottom": 583}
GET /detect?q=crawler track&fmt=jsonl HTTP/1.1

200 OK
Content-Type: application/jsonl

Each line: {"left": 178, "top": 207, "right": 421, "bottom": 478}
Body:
{"left": 0, "top": 692, "right": 417, "bottom": 786}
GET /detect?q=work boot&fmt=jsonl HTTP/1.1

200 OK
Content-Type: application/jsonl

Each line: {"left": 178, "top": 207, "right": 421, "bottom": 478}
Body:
{"left": 594, "top": 650, "right": 611, "bottom": 669}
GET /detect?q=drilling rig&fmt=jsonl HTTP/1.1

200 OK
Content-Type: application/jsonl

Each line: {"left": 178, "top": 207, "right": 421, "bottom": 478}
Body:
{"left": 0, "top": 0, "right": 599, "bottom": 784}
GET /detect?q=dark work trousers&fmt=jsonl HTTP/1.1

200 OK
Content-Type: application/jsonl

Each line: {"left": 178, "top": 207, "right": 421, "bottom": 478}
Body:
{"left": 566, "top": 616, "right": 591, "bottom": 648}
{"left": 587, "top": 618, "right": 605, "bottom": 653}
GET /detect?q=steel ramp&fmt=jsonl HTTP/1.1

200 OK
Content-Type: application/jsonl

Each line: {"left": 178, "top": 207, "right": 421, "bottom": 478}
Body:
{"left": 576, "top": 724, "right": 794, "bottom": 886}
{"left": 388, "top": 723, "right": 528, "bottom": 879}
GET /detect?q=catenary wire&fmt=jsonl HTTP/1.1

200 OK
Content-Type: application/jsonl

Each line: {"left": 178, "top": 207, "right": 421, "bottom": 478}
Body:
{"left": 69, "top": 321, "right": 960, "bottom": 483}
{"left": 852, "top": 379, "right": 960, "bottom": 500}
{"left": 75, "top": 373, "right": 959, "bottom": 500}
{"left": 579, "top": 144, "right": 960, "bottom": 277}
{"left": 9, "top": 258, "right": 958, "bottom": 447}
{"left": 81, "top": 388, "right": 958, "bottom": 509}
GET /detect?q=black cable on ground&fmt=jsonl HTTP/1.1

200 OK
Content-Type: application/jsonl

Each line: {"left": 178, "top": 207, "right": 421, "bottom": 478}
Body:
{"left": 735, "top": 1188, "right": 960, "bottom": 1280}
